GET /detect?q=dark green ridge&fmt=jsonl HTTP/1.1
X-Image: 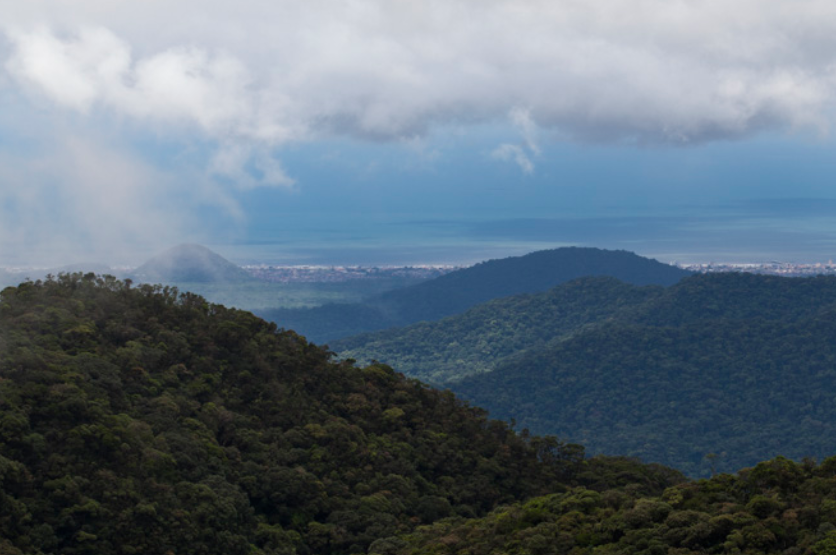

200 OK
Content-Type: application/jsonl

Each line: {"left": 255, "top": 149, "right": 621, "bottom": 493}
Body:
{"left": 0, "top": 274, "right": 681, "bottom": 555}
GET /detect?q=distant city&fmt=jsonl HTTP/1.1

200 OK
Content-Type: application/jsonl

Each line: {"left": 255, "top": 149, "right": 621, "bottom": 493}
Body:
{"left": 243, "top": 260, "right": 836, "bottom": 282}
{"left": 677, "top": 260, "right": 836, "bottom": 277}
{"left": 5, "top": 260, "right": 836, "bottom": 285}
{"left": 241, "top": 264, "right": 460, "bottom": 283}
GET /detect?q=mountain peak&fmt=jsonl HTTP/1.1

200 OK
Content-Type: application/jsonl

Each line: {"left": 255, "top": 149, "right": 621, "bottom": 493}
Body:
{"left": 132, "top": 244, "right": 254, "bottom": 283}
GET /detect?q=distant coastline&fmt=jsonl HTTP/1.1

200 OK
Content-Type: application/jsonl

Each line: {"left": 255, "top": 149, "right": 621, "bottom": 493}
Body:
{"left": 6, "top": 260, "right": 836, "bottom": 284}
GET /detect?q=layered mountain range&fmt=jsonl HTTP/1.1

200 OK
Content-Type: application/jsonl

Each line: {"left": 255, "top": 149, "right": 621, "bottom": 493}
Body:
{"left": 261, "top": 247, "right": 690, "bottom": 343}
{"left": 337, "top": 272, "right": 836, "bottom": 476}
{"left": 3, "top": 262, "right": 836, "bottom": 554}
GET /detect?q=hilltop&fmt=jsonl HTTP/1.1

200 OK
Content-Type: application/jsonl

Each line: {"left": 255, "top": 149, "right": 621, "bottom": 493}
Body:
{"left": 131, "top": 243, "right": 255, "bottom": 284}
{"left": 0, "top": 274, "right": 679, "bottom": 555}
{"left": 260, "top": 247, "right": 691, "bottom": 343}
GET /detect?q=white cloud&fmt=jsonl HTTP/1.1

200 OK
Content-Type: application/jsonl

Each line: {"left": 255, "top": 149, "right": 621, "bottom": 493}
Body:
{"left": 209, "top": 143, "right": 296, "bottom": 190}
{"left": 510, "top": 107, "right": 540, "bottom": 156}
{"left": 6, "top": 1, "right": 836, "bottom": 147}
{"left": 5, "top": 27, "right": 283, "bottom": 140}
{"left": 492, "top": 143, "right": 534, "bottom": 175}
{"left": 5, "top": 27, "right": 128, "bottom": 112}
{"left": 493, "top": 107, "right": 540, "bottom": 174}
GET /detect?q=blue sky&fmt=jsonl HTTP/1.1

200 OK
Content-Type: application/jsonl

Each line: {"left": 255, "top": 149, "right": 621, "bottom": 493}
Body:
{"left": 3, "top": 1, "right": 836, "bottom": 266}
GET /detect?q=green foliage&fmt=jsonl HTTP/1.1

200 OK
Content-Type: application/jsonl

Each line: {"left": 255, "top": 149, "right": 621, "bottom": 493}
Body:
{"left": 334, "top": 277, "right": 661, "bottom": 384}
{"left": 378, "top": 457, "right": 836, "bottom": 555}
{"left": 263, "top": 247, "right": 690, "bottom": 343}
{"left": 452, "top": 273, "right": 836, "bottom": 476}
{"left": 0, "top": 273, "right": 680, "bottom": 555}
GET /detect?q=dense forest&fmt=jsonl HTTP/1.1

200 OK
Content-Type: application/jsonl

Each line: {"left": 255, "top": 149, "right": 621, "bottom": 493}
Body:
{"left": 0, "top": 274, "right": 681, "bottom": 555}
{"left": 375, "top": 456, "right": 836, "bottom": 555}
{"left": 259, "top": 247, "right": 691, "bottom": 343}
{"left": 337, "top": 272, "right": 836, "bottom": 476}
{"left": 334, "top": 277, "right": 662, "bottom": 385}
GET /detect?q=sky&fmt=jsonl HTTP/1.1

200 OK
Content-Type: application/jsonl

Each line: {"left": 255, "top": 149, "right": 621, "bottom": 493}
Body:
{"left": 4, "top": 1, "right": 836, "bottom": 266}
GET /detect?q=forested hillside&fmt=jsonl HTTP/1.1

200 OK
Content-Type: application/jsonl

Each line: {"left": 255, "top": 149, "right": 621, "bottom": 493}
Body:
{"left": 260, "top": 247, "right": 690, "bottom": 343}
{"left": 334, "top": 277, "right": 662, "bottom": 384}
{"left": 376, "top": 456, "right": 836, "bottom": 555}
{"left": 0, "top": 274, "right": 681, "bottom": 555}
{"left": 452, "top": 273, "right": 836, "bottom": 476}
{"left": 335, "top": 272, "right": 836, "bottom": 476}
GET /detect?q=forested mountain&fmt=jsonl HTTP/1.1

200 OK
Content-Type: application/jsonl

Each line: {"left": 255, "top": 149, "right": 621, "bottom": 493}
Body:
{"left": 333, "top": 277, "right": 663, "bottom": 384}
{"left": 376, "top": 456, "right": 836, "bottom": 555}
{"left": 132, "top": 243, "right": 255, "bottom": 284}
{"left": 0, "top": 274, "right": 681, "bottom": 555}
{"left": 448, "top": 273, "right": 836, "bottom": 476}
{"left": 260, "top": 248, "right": 691, "bottom": 344}
{"left": 334, "top": 272, "right": 836, "bottom": 475}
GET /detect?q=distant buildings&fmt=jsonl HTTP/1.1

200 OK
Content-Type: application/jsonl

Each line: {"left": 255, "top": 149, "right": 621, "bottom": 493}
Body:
{"left": 240, "top": 264, "right": 460, "bottom": 283}
{"left": 677, "top": 260, "right": 836, "bottom": 277}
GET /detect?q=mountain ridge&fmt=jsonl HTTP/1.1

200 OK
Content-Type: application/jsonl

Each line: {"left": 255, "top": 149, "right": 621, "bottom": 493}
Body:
{"left": 260, "top": 247, "right": 691, "bottom": 343}
{"left": 453, "top": 273, "right": 836, "bottom": 476}
{"left": 0, "top": 273, "right": 681, "bottom": 555}
{"left": 334, "top": 276, "right": 663, "bottom": 384}
{"left": 333, "top": 271, "right": 836, "bottom": 475}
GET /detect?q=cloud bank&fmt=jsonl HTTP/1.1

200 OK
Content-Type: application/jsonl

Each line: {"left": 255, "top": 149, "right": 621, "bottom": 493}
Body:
{"left": 3, "top": 0, "right": 836, "bottom": 263}
{"left": 6, "top": 0, "right": 836, "bottom": 145}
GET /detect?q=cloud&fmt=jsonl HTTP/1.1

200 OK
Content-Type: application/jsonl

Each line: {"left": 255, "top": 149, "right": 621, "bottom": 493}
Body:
{"left": 0, "top": 129, "right": 196, "bottom": 266}
{"left": 4, "top": 1, "right": 836, "bottom": 263}
{"left": 209, "top": 143, "right": 296, "bottom": 190}
{"left": 492, "top": 144, "right": 534, "bottom": 175}
{"left": 510, "top": 108, "right": 540, "bottom": 156}
{"left": 5, "top": 27, "right": 126, "bottom": 112}
{"left": 5, "top": 27, "right": 290, "bottom": 142}
{"left": 5, "top": 1, "right": 836, "bottom": 147}
{"left": 0, "top": 91, "right": 246, "bottom": 266}
{"left": 492, "top": 107, "right": 540, "bottom": 174}
{"left": 2, "top": 24, "right": 296, "bottom": 264}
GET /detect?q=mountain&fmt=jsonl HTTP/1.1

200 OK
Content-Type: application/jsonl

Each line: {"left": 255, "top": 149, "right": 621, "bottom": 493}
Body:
{"left": 0, "top": 274, "right": 681, "bottom": 555}
{"left": 333, "top": 277, "right": 663, "bottom": 384}
{"left": 452, "top": 273, "right": 836, "bottom": 476}
{"left": 259, "top": 247, "right": 691, "bottom": 344}
{"left": 131, "top": 243, "right": 255, "bottom": 283}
